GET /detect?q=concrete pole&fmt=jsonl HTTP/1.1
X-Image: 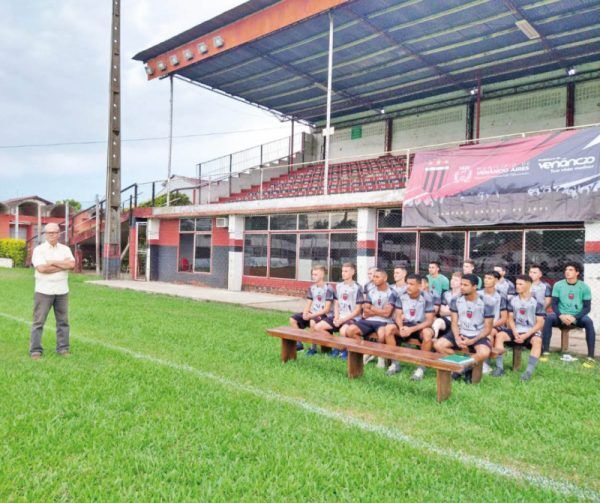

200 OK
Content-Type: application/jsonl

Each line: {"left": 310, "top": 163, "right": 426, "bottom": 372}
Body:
{"left": 95, "top": 195, "right": 101, "bottom": 275}
{"left": 166, "top": 75, "right": 174, "bottom": 207}
{"left": 37, "top": 203, "right": 42, "bottom": 244}
{"left": 15, "top": 205, "right": 19, "bottom": 239}
{"left": 323, "top": 10, "right": 334, "bottom": 196}
{"left": 65, "top": 204, "right": 70, "bottom": 245}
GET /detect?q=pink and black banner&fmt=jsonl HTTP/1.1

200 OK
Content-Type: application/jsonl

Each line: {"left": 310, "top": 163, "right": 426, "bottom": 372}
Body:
{"left": 402, "top": 127, "right": 600, "bottom": 227}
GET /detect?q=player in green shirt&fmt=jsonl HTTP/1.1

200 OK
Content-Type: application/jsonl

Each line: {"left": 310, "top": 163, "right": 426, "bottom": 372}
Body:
{"left": 542, "top": 262, "right": 595, "bottom": 367}
{"left": 427, "top": 261, "right": 449, "bottom": 298}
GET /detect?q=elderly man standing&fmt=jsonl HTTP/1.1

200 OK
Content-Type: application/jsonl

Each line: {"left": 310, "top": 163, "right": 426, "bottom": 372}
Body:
{"left": 29, "top": 223, "right": 76, "bottom": 359}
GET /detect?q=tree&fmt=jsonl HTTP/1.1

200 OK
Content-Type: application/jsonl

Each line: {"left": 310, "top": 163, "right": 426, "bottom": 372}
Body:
{"left": 55, "top": 199, "right": 82, "bottom": 212}
{"left": 139, "top": 192, "right": 191, "bottom": 208}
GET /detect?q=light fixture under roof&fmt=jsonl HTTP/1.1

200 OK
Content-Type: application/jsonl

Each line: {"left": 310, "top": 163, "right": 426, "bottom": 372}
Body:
{"left": 567, "top": 67, "right": 577, "bottom": 76}
{"left": 515, "top": 19, "right": 540, "bottom": 40}
{"left": 470, "top": 88, "right": 478, "bottom": 95}
{"left": 214, "top": 35, "right": 224, "bottom": 48}
{"left": 145, "top": 65, "right": 154, "bottom": 75}
{"left": 197, "top": 42, "right": 208, "bottom": 54}
{"left": 169, "top": 55, "right": 179, "bottom": 66}
{"left": 183, "top": 49, "right": 194, "bottom": 61}
{"left": 157, "top": 61, "right": 167, "bottom": 71}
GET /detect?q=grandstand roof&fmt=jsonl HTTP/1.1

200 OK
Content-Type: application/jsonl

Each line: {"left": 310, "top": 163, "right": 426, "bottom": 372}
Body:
{"left": 134, "top": 0, "right": 600, "bottom": 125}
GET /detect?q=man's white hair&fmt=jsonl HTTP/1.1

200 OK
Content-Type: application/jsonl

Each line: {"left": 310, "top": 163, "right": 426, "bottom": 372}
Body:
{"left": 44, "top": 223, "right": 60, "bottom": 232}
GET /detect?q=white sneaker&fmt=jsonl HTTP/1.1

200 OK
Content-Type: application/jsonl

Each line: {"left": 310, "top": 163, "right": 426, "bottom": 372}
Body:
{"left": 376, "top": 357, "right": 386, "bottom": 368}
{"left": 386, "top": 362, "right": 401, "bottom": 376}
{"left": 411, "top": 367, "right": 425, "bottom": 381}
{"left": 363, "top": 354, "right": 376, "bottom": 364}
{"left": 482, "top": 361, "right": 492, "bottom": 375}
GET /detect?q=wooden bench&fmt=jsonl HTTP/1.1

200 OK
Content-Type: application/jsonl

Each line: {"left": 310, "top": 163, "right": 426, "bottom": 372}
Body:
{"left": 558, "top": 326, "right": 582, "bottom": 352}
{"left": 266, "top": 326, "right": 477, "bottom": 403}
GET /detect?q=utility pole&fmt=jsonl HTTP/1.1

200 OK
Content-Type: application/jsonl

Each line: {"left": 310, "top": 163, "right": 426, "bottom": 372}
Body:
{"left": 95, "top": 195, "right": 101, "bottom": 275}
{"left": 103, "top": 0, "right": 121, "bottom": 278}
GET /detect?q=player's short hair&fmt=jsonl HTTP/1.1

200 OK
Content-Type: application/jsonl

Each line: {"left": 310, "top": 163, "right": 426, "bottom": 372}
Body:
{"left": 564, "top": 261, "right": 582, "bottom": 274}
{"left": 394, "top": 263, "right": 408, "bottom": 271}
{"left": 368, "top": 266, "right": 378, "bottom": 272}
{"left": 374, "top": 268, "right": 388, "bottom": 276}
{"left": 429, "top": 260, "right": 441, "bottom": 268}
{"left": 462, "top": 273, "right": 479, "bottom": 286}
{"left": 529, "top": 263, "right": 543, "bottom": 273}
{"left": 420, "top": 275, "right": 429, "bottom": 284}
{"left": 515, "top": 274, "right": 532, "bottom": 283}
{"left": 451, "top": 271, "right": 463, "bottom": 278}
{"left": 494, "top": 263, "right": 507, "bottom": 272}
{"left": 463, "top": 258, "right": 475, "bottom": 266}
{"left": 342, "top": 262, "right": 356, "bottom": 270}
{"left": 406, "top": 273, "right": 422, "bottom": 282}
{"left": 484, "top": 271, "right": 501, "bottom": 280}
{"left": 312, "top": 265, "right": 327, "bottom": 274}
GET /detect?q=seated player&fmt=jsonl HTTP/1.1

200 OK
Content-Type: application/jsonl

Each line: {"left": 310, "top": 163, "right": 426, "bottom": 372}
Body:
{"left": 427, "top": 260, "right": 449, "bottom": 299}
{"left": 542, "top": 262, "right": 596, "bottom": 367}
{"left": 391, "top": 263, "right": 408, "bottom": 297}
{"left": 363, "top": 266, "right": 378, "bottom": 297}
{"left": 479, "top": 271, "right": 508, "bottom": 374}
{"left": 289, "top": 265, "right": 334, "bottom": 355}
{"left": 462, "top": 258, "right": 482, "bottom": 288}
{"left": 314, "top": 262, "right": 363, "bottom": 359}
{"left": 346, "top": 269, "right": 395, "bottom": 350}
{"left": 432, "top": 271, "right": 462, "bottom": 339}
{"left": 529, "top": 263, "right": 552, "bottom": 310}
{"left": 384, "top": 273, "right": 435, "bottom": 380}
{"left": 421, "top": 275, "right": 441, "bottom": 314}
{"left": 493, "top": 275, "right": 545, "bottom": 381}
{"left": 434, "top": 274, "right": 494, "bottom": 382}
{"left": 494, "top": 264, "right": 516, "bottom": 301}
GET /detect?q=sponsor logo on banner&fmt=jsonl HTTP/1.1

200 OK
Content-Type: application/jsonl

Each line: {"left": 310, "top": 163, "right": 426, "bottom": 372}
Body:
{"left": 453, "top": 166, "right": 473, "bottom": 183}
{"left": 422, "top": 160, "right": 450, "bottom": 193}
{"left": 538, "top": 156, "right": 595, "bottom": 171}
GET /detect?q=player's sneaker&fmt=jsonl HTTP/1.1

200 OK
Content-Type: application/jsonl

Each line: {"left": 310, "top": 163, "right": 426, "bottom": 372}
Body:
{"left": 339, "top": 350, "right": 347, "bottom": 360}
{"left": 540, "top": 352, "right": 550, "bottom": 362}
{"left": 451, "top": 372, "right": 462, "bottom": 381}
{"left": 386, "top": 362, "right": 401, "bottom": 376}
{"left": 583, "top": 357, "right": 596, "bottom": 369}
{"left": 482, "top": 361, "right": 492, "bottom": 375}
{"left": 296, "top": 342, "right": 304, "bottom": 351}
{"left": 491, "top": 368, "right": 505, "bottom": 377}
{"left": 363, "top": 355, "right": 376, "bottom": 364}
{"left": 376, "top": 357, "right": 386, "bottom": 368}
{"left": 411, "top": 367, "right": 424, "bottom": 381}
{"left": 306, "top": 347, "right": 317, "bottom": 356}
{"left": 329, "top": 349, "right": 340, "bottom": 358}
{"left": 520, "top": 370, "right": 532, "bottom": 381}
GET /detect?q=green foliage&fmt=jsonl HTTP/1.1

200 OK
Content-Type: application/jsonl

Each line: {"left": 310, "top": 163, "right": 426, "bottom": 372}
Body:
{"left": 55, "top": 199, "right": 82, "bottom": 212}
{"left": 140, "top": 192, "right": 191, "bottom": 208}
{"left": 0, "top": 239, "right": 26, "bottom": 267}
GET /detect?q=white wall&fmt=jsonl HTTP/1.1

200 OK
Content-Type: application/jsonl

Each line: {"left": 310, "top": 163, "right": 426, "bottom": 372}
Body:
{"left": 392, "top": 106, "right": 466, "bottom": 151}
{"left": 329, "top": 121, "right": 386, "bottom": 161}
{"left": 479, "top": 88, "right": 566, "bottom": 138}
{"left": 574, "top": 80, "right": 600, "bottom": 126}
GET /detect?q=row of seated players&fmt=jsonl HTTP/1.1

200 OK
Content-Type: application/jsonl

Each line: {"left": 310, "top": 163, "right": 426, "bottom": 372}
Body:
{"left": 289, "top": 261, "right": 596, "bottom": 382}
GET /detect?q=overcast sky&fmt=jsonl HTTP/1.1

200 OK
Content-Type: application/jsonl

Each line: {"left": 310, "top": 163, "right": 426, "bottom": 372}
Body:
{"left": 0, "top": 0, "right": 304, "bottom": 206}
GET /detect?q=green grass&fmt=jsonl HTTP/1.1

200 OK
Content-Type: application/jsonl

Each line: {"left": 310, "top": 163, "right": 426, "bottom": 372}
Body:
{"left": 0, "top": 268, "right": 599, "bottom": 501}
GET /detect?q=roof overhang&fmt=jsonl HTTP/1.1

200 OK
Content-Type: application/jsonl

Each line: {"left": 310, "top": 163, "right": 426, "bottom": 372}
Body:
{"left": 134, "top": 0, "right": 600, "bottom": 125}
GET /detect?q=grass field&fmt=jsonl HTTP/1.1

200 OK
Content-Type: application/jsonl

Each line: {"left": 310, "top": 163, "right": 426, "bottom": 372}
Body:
{"left": 1, "top": 268, "right": 599, "bottom": 501}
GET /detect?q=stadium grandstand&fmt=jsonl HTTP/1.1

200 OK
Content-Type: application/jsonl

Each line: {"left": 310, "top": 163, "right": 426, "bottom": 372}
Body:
{"left": 59, "top": 1, "right": 599, "bottom": 304}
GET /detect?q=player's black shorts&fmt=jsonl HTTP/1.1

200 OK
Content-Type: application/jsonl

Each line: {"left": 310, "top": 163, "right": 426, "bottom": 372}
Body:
{"left": 291, "top": 312, "right": 326, "bottom": 330}
{"left": 509, "top": 331, "right": 541, "bottom": 349}
{"left": 495, "top": 326, "right": 513, "bottom": 337}
{"left": 442, "top": 332, "right": 492, "bottom": 353}
{"left": 354, "top": 319, "right": 387, "bottom": 339}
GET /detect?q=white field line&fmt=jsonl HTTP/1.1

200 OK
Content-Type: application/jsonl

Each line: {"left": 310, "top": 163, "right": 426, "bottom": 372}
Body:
{"left": 1, "top": 310, "right": 598, "bottom": 502}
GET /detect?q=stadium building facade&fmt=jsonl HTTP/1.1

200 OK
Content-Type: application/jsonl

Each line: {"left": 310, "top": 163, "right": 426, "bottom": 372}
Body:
{"left": 130, "top": 0, "right": 600, "bottom": 316}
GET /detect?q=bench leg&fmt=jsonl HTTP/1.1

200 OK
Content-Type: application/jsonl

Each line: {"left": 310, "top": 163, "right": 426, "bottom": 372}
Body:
{"left": 347, "top": 351, "right": 364, "bottom": 379}
{"left": 281, "top": 338, "right": 297, "bottom": 363}
{"left": 436, "top": 370, "right": 452, "bottom": 403}
{"left": 321, "top": 345, "right": 332, "bottom": 354}
{"left": 471, "top": 362, "right": 483, "bottom": 384}
{"left": 512, "top": 346, "right": 522, "bottom": 371}
{"left": 561, "top": 328, "right": 570, "bottom": 352}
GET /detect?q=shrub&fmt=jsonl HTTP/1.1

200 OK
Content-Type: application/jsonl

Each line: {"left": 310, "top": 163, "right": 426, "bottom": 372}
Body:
{"left": 0, "top": 239, "right": 27, "bottom": 267}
